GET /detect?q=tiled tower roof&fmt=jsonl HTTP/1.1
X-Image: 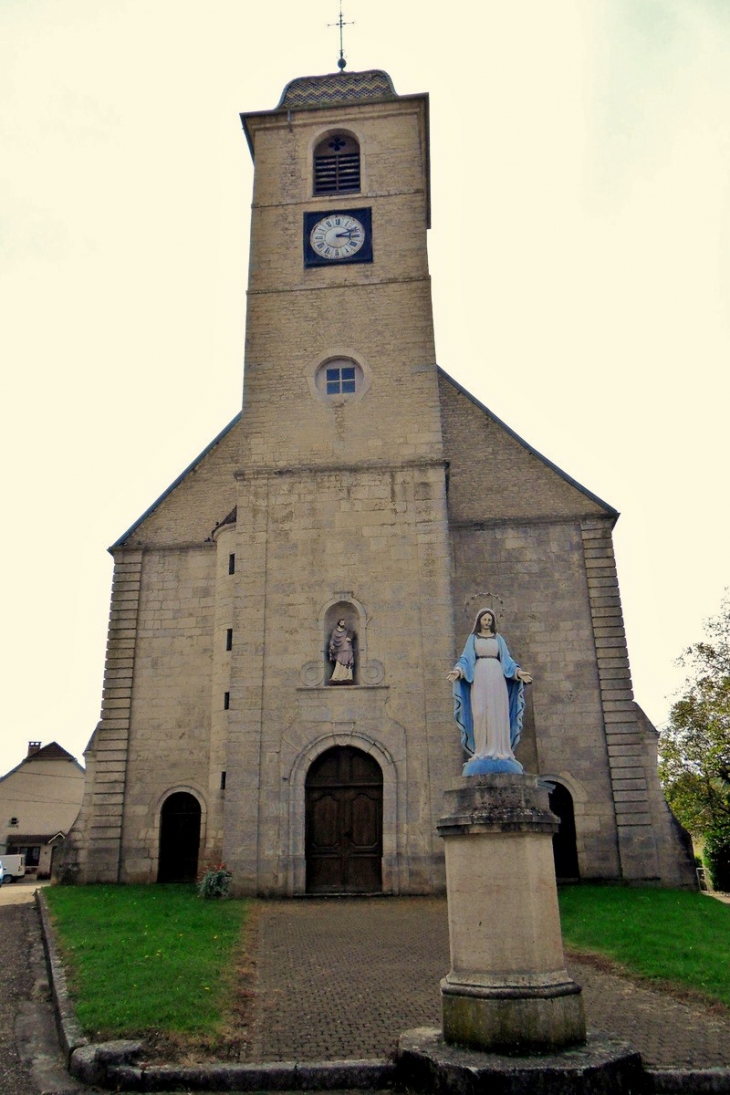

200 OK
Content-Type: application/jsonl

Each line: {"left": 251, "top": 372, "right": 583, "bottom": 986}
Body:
{"left": 277, "top": 70, "right": 398, "bottom": 110}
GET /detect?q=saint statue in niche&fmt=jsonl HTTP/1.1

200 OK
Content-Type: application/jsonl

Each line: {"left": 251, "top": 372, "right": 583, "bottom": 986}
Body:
{"left": 446, "top": 608, "right": 532, "bottom": 776}
{"left": 328, "top": 619, "right": 355, "bottom": 684}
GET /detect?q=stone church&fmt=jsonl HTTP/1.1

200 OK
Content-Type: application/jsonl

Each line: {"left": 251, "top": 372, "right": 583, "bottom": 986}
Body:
{"left": 61, "top": 69, "right": 694, "bottom": 894}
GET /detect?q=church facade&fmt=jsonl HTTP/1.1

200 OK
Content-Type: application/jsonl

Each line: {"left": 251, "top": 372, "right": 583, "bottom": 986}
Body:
{"left": 61, "top": 70, "right": 694, "bottom": 894}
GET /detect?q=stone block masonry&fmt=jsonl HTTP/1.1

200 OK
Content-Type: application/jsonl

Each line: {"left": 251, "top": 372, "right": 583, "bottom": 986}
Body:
{"left": 581, "top": 519, "right": 661, "bottom": 880}
{"left": 57, "top": 69, "right": 695, "bottom": 892}
{"left": 61, "top": 550, "right": 143, "bottom": 883}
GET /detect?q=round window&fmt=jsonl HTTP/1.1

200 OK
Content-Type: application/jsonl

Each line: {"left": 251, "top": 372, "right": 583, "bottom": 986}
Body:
{"left": 315, "top": 357, "right": 364, "bottom": 398}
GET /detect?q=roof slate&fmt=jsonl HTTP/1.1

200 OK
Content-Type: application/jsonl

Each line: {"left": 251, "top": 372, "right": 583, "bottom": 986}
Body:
{"left": 277, "top": 69, "right": 398, "bottom": 110}
{"left": 24, "top": 742, "right": 76, "bottom": 762}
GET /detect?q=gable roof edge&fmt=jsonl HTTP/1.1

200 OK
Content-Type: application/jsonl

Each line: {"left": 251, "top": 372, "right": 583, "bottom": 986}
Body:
{"left": 110, "top": 412, "right": 242, "bottom": 550}
{"left": 0, "top": 743, "right": 84, "bottom": 783}
{"left": 437, "top": 367, "right": 618, "bottom": 521}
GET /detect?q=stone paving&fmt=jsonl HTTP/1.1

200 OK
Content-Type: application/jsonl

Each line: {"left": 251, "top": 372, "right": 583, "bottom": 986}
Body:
{"left": 0, "top": 902, "right": 38, "bottom": 1095}
{"left": 250, "top": 896, "right": 730, "bottom": 1068}
{"left": 0, "top": 882, "right": 85, "bottom": 1095}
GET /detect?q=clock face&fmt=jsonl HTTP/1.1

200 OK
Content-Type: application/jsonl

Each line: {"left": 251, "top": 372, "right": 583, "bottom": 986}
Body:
{"left": 303, "top": 207, "right": 372, "bottom": 267}
{"left": 310, "top": 213, "right": 365, "bottom": 261}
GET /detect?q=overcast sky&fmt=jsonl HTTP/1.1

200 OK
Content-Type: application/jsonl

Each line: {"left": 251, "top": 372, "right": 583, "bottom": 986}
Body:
{"left": 1, "top": 0, "right": 729, "bottom": 777}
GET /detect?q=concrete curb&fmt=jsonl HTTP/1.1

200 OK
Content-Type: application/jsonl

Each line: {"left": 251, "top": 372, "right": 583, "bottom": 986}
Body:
{"left": 645, "top": 1069, "right": 730, "bottom": 1094}
{"left": 36, "top": 890, "right": 89, "bottom": 1064}
{"left": 69, "top": 1040, "right": 397, "bottom": 1091}
{"left": 36, "top": 891, "right": 730, "bottom": 1093}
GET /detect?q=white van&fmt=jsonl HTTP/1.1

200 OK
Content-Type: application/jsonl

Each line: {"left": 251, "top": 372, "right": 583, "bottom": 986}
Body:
{"left": 0, "top": 854, "right": 26, "bottom": 883}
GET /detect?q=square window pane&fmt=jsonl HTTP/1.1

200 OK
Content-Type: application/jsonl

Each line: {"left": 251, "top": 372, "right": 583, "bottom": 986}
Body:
{"left": 341, "top": 368, "right": 355, "bottom": 381}
{"left": 326, "top": 381, "right": 340, "bottom": 394}
{"left": 342, "top": 379, "right": 356, "bottom": 392}
{"left": 326, "top": 368, "right": 339, "bottom": 382}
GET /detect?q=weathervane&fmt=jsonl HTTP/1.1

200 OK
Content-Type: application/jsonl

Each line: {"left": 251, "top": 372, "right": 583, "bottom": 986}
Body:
{"left": 328, "top": 0, "right": 354, "bottom": 71}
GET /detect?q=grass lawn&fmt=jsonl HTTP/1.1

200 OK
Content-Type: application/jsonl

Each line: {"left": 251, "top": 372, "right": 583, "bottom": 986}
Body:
{"left": 44, "top": 883, "right": 729, "bottom": 1056}
{"left": 559, "top": 885, "right": 730, "bottom": 1008}
{"left": 44, "top": 885, "right": 253, "bottom": 1050}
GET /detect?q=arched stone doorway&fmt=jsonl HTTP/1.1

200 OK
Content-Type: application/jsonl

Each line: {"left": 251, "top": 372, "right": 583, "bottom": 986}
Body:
{"left": 157, "top": 791, "right": 201, "bottom": 883}
{"left": 549, "top": 783, "right": 580, "bottom": 880}
{"left": 305, "top": 745, "right": 383, "bottom": 894}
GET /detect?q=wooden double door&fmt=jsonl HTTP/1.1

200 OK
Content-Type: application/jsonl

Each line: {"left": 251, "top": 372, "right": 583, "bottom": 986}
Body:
{"left": 305, "top": 746, "right": 383, "bottom": 894}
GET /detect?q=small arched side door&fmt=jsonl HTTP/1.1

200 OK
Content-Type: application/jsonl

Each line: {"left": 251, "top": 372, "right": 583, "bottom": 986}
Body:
{"left": 157, "top": 791, "right": 201, "bottom": 883}
{"left": 548, "top": 783, "right": 580, "bottom": 880}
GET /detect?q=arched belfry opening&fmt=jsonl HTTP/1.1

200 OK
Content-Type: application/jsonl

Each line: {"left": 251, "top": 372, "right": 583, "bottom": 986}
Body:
{"left": 157, "top": 792, "right": 201, "bottom": 883}
{"left": 305, "top": 746, "right": 383, "bottom": 894}
{"left": 313, "top": 132, "right": 360, "bottom": 195}
{"left": 548, "top": 783, "right": 580, "bottom": 880}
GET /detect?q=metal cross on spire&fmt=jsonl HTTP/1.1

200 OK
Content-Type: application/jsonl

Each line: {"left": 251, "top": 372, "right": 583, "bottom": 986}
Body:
{"left": 328, "top": 0, "right": 354, "bottom": 71}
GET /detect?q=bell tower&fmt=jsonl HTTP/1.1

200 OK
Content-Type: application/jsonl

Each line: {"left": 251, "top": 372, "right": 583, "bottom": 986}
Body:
{"left": 239, "top": 70, "right": 441, "bottom": 468}
{"left": 223, "top": 71, "right": 460, "bottom": 894}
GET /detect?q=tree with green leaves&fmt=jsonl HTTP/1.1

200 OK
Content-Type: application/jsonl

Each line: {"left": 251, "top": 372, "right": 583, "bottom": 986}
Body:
{"left": 659, "top": 593, "right": 730, "bottom": 889}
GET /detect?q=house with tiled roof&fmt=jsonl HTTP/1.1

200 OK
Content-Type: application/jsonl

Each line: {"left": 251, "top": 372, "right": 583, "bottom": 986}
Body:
{"left": 0, "top": 742, "right": 84, "bottom": 878}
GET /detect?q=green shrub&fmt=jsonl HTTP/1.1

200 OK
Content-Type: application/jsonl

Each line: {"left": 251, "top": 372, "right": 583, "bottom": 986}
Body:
{"left": 198, "top": 865, "right": 233, "bottom": 899}
{"left": 704, "top": 821, "right": 730, "bottom": 892}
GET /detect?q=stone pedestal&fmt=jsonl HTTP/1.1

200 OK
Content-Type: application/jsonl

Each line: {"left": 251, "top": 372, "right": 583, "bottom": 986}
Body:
{"left": 437, "top": 774, "right": 586, "bottom": 1054}
{"left": 397, "top": 1029, "right": 643, "bottom": 1095}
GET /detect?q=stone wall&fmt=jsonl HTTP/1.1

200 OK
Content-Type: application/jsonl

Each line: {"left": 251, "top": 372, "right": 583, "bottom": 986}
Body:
{"left": 62, "top": 420, "right": 242, "bottom": 884}
{"left": 440, "top": 372, "right": 695, "bottom": 885}
{"left": 224, "top": 461, "right": 461, "bottom": 895}
{"left": 449, "top": 519, "right": 621, "bottom": 879}
{"left": 120, "top": 545, "right": 216, "bottom": 882}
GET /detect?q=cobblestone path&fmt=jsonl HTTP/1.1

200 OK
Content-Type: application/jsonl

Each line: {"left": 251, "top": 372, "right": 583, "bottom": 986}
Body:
{"left": 250, "top": 896, "right": 730, "bottom": 1067}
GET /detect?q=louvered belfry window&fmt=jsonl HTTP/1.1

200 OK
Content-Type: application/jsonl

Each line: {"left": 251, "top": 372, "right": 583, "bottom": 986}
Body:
{"left": 314, "top": 133, "right": 360, "bottom": 195}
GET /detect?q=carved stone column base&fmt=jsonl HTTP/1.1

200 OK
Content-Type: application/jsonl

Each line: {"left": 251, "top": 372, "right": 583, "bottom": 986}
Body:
{"left": 437, "top": 774, "right": 587, "bottom": 1053}
{"left": 441, "top": 974, "right": 585, "bottom": 1053}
